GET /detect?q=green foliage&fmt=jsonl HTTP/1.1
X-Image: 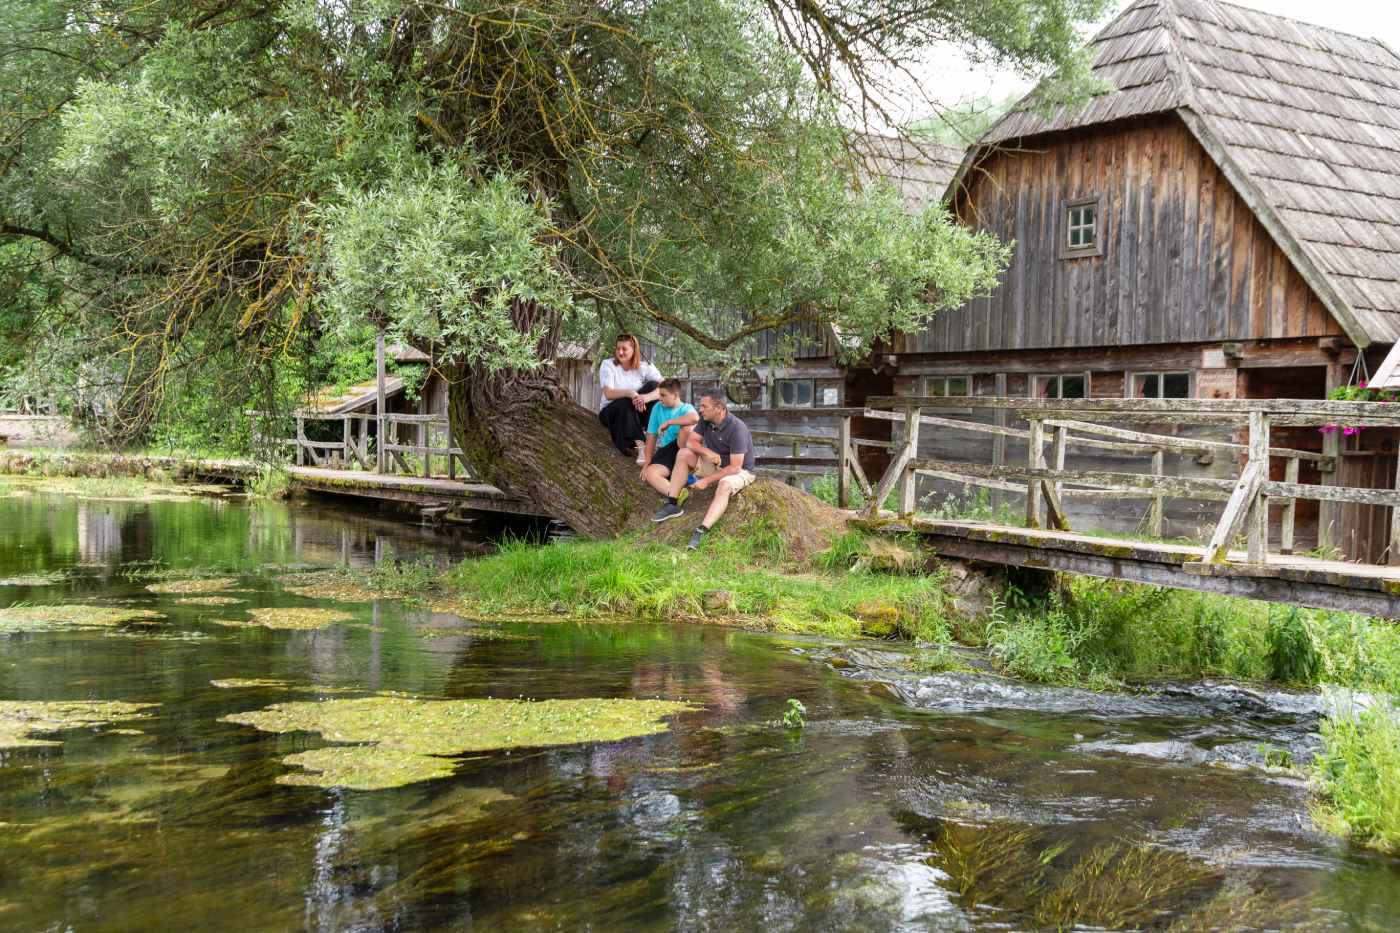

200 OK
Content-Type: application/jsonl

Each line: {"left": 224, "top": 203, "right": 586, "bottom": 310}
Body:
{"left": 1313, "top": 703, "right": 1400, "bottom": 854}
{"left": 248, "top": 466, "right": 292, "bottom": 501}
{"left": 907, "top": 95, "right": 1018, "bottom": 146}
{"left": 1265, "top": 609, "right": 1322, "bottom": 684}
{"left": 781, "top": 698, "right": 806, "bottom": 729}
{"left": 983, "top": 578, "right": 1400, "bottom": 691}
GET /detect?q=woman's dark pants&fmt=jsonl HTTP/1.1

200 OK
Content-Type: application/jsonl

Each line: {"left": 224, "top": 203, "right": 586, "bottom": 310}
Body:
{"left": 598, "top": 380, "right": 658, "bottom": 455}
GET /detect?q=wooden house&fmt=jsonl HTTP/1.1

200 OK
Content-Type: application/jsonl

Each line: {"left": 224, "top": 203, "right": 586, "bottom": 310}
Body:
{"left": 895, "top": 0, "right": 1400, "bottom": 560}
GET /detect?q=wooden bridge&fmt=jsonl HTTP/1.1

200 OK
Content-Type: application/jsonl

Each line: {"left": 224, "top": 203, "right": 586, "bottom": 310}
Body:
{"left": 833, "top": 396, "right": 1400, "bottom": 619}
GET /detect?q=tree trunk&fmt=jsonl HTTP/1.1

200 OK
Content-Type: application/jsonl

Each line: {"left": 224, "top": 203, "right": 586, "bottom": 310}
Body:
{"left": 442, "top": 300, "right": 661, "bottom": 536}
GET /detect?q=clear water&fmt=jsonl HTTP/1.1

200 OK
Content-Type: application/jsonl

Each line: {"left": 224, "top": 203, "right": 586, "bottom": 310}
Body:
{"left": 1, "top": 482, "right": 1397, "bottom": 930}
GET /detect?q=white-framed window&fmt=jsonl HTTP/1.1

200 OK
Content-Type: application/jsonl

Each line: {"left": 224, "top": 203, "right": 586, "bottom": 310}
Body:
{"left": 1063, "top": 196, "right": 1101, "bottom": 258}
{"left": 923, "top": 375, "right": 972, "bottom": 398}
{"left": 1033, "top": 373, "right": 1088, "bottom": 399}
{"left": 1130, "top": 371, "right": 1192, "bottom": 399}
{"left": 775, "top": 378, "right": 814, "bottom": 408}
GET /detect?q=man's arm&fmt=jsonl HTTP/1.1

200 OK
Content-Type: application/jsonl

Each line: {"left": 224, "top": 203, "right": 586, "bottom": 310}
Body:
{"left": 696, "top": 452, "right": 746, "bottom": 487}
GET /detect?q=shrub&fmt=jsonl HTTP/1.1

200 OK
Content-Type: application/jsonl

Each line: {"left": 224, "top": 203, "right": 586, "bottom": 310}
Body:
{"left": 1313, "top": 702, "right": 1400, "bottom": 854}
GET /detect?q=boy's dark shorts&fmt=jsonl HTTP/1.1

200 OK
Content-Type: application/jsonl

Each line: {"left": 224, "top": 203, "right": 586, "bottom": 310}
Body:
{"left": 650, "top": 441, "right": 680, "bottom": 472}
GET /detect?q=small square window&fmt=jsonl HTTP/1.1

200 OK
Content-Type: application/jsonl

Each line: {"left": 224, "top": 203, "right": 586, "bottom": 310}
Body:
{"left": 1063, "top": 198, "right": 1101, "bottom": 257}
{"left": 1034, "top": 374, "right": 1088, "bottom": 400}
{"left": 924, "top": 375, "right": 973, "bottom": 398}
{"left": 1131, "top": 371, "right": 1191, "bottom": 399}
{"left": 776, "top": 378, "right": 814, "bottom": 408}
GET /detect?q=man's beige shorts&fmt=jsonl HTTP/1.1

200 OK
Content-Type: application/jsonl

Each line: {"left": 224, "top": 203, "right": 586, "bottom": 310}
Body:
{"left": 695, "top": 456, "right": 757, "bottom": 494}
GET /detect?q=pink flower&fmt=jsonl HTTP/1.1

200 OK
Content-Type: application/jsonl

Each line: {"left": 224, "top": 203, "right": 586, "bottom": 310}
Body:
{"left": 1319, "top": 425, "right": 1337, "bottom": 434}
{"left": 1343, "top": 426, "right": 1361, "bottom": 436}
{"left": 1360, "top": 380, "right": 1369, "bottom": 388}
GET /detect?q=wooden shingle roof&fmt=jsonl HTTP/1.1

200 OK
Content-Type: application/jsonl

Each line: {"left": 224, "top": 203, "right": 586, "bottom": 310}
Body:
{"left": 974, "top": 0, "right": 1400, "bottom": 346}
{"left": 856, "top": 134, "right": 964, "bottom": 213}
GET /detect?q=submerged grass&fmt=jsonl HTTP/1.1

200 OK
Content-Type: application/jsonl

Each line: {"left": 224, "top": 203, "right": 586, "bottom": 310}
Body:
{"left": 445, "top": 530, "right": 951, "bottom": 640}
{"left": 0, "top": 700, "right": 158, "bottom": 748}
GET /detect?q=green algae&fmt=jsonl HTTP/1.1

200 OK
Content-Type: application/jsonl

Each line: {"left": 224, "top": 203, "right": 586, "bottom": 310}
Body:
{"left": 0, "top": 700, "right": 158, "bottom": 748}
{"left": 222, "top": 695, "right": 699, "bottom": 789}
{"left": 279, "top": 747, "right": 460, "bottom": 790}
{"left": 279, "top": 570, "right": 383, "bottom": 603}
{"left": 209, "top": 678, "right": 364, "bottom": 694}
{"left": 0, "top": 604, "right": 164, "bottom": 633}
{"left": 173, "top": 595, "right": 244, "bottom": 607}
{"left": 211, "top": 607, "right": 354, "bottom": 630}
{"left": 146, "top": 578, "right": 237, "bottom": 595}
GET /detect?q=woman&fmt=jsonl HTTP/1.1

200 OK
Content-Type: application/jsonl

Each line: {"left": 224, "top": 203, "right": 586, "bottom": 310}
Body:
{"left": 598, "top": 333, "right": 664, "bottom": 462}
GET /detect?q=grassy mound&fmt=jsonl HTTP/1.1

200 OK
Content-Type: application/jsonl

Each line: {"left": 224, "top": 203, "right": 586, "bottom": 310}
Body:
{"left": 639, "top": 479, "right": 849, "bottom": 563}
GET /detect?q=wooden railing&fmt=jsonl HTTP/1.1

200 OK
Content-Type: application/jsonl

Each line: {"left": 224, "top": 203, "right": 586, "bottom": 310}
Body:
{"left": 752, "top": 417, "right": 882, "bottom": 508}
{"left": 250, "top": 411, "right": 474, "bottom": 481}
{"left": 858, "top": 396, "right": 1400, "bottom": 567}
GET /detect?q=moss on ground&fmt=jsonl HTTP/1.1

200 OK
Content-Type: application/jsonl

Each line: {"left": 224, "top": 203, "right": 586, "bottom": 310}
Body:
{"left": 223, "top": 695, "right": 698, "bottom": 789}
{"left": 0, "top": 700, "right": 158, "bottom": 748}
{"left": 0, "top": 604, "right": 164, "bottom": 633}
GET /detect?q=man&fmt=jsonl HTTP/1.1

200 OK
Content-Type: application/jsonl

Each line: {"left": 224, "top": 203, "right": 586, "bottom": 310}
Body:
{"left": 640, "top": 379, "right": 699, "bottom": 497}
{"left": 651, "top": 390, "right": 756, "bottom": 550}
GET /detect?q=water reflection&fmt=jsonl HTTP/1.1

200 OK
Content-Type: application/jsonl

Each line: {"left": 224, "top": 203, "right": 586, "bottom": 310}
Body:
{"left": 0, "top": 485, "right": 1397, "bottom": 929}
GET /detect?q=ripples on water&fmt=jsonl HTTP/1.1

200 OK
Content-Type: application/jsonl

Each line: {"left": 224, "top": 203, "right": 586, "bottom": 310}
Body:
{"left": 0, "top": 483, "right": 1398, "bottom": 930}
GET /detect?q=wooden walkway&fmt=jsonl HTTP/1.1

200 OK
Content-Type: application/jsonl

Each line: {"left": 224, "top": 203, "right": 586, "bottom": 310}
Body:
{"left": 856, "top": 517, "right": 1400, "bottom": 619}
{"left": 282, "top": 466, "right": 547, "bottom": 517}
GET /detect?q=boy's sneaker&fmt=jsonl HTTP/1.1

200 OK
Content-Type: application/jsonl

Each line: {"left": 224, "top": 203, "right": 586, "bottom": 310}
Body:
{"left": 685, "top": 474, "right": 698, "bottom": 486}
{"left": 687, "top": 527, "right": 707, "bottom": 550}
{"left": 651, "top": 502, "right": 684, "bottom": 523}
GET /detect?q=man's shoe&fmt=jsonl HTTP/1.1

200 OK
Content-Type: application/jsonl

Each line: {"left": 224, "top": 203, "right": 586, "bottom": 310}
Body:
{"left": 651, "top": 502, "right": 684, "bottom": 523}
{"left": 687, "top": 528, "right": 706, "bottom": 550}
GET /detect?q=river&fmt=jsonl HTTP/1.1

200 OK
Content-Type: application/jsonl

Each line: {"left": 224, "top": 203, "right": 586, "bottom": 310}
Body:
{"left": 0, "top": 479, "right": 1396, "bottom": 930}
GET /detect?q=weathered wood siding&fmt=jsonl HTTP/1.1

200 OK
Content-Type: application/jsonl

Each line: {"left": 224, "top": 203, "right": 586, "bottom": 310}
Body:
{"left": 911, "top": 114, "right": 1343, "bottom": 353}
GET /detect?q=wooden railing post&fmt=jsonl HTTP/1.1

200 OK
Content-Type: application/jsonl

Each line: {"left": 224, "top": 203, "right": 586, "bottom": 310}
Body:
{"left": 1246, "top": 410, "right": 1270, "bottom": 564}
{"left": 375, "top": 333, "right": 387, "bottom": 474}
{"left": 1025, "top": 416, "right": 1044, "bottom": 528}
{"left": 342, "top": 416, "right": 351, "bottom": 469}
{"left": 837, "top": 416, "right": 851, "bottom": 509}
{"left": 1149, "top": 448, "right": 1165, "bottom": 538}
{"left": 900, "top": 405, "right": 922, "bottom": 516}
{"left": 1281, "top": 456, "right": 1299, "bottom": 554}
{"left": 295, "top": 415, "right": 306, "bottom": 467}
{"left": 1390, "top": 453, "right": 1400, "bottom": 566}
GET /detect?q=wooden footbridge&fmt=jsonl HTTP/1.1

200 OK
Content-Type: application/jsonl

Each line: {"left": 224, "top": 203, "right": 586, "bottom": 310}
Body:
{"left": 828, "top": 396, "right": 1400, "bottom": 619}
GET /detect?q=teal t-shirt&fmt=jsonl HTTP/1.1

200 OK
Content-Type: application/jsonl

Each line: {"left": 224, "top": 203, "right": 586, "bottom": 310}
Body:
{"left": 647, "top": 401, "right": 696, "bottom": 447}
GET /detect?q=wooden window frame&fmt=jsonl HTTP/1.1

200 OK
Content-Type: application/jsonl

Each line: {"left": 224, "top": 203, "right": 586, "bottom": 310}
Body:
{"left": 774, "top": 377, "right": 815, "bottom": 409}
{"left": 1061, "top": 196, "right": 1102, "bottom": 259}
{"left": 922, "top": 375, "right": 974, "bottom": 398}
{"left": 1032, "top": 372, "right": 1091, "bottom": 400}
{"left": 1128, "top": 370, "right": 1194, "bottom": 400}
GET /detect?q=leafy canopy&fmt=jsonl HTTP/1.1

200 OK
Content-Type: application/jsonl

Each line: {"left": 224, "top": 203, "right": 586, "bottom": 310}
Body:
{"left": 1, "top": 0, "right": 1109, "bottom": 429}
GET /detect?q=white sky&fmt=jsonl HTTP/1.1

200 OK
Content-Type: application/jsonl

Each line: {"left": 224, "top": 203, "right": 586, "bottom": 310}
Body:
{"left": 891, "top": 0, "right": 1400, "bottom": 129}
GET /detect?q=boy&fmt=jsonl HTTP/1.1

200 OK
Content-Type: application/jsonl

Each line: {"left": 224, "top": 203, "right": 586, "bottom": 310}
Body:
{"left": 640, "top": 379, "right": 700, "bottom": 497}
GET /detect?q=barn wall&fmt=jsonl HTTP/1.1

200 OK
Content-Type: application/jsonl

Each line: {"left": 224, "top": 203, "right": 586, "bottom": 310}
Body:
{"left": 910, "top": 114, "right": 1343, "bottom": 353}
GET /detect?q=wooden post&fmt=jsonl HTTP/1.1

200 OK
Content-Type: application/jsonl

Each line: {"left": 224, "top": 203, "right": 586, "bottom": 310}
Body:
{"left": 419, "top": 395, "right": 430, "bottom": 478}
{"left": 837, "top": 416, "right": 851, "bottom": 509}
{"left": 991, "top": 373, "right": 1007, "bottom": 511}
{"left": 1282, "top": 457, "right": 1299, "bottom": 555}
{"left": 1319, "top": 360, "right": 1347, "bottom": 549}
{"left": 899, "top": 405, "right": 922, "bottom": 516}
{"left": 1149, "top": 448, "right": 1165, "bottom": 538}
{"left": 1247, "top": 410, "right": 1270, "bottom": 564}
{"left": 341, "top": 416, "right": 351, "bottom": 470}
{"left": 295, "top": 416, "right": 306, "bottom": 467}
{"left": 1026, "top": 417, "right": 1044, "bottom": 528}
{"left": 1390, "top": 453, "right": 1400, "bottom": 566}
{"left": 375, "top": 333, "right": 387, "bottom": 474}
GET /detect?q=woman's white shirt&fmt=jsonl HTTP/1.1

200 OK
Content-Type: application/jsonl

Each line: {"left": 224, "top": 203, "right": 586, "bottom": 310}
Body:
{"left": 598, "top": 359, "right": 663, "bottom": 410}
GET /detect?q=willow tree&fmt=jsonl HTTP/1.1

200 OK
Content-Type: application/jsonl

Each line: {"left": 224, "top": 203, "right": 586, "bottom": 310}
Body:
{"left": 1, "top": 0, "right": 1107, "bottom": 535}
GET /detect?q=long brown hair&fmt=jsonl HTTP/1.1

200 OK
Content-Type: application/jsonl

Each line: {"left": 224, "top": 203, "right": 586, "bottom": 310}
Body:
{"left": 614, "top": 333, "right": 642, "bottom": 371}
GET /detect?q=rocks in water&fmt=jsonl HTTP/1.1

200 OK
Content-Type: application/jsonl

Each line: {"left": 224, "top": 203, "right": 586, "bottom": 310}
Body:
{"left": 854, "top": 601, "right": 899, "bottom": 638}
{"left": 701, "top": 590, "right": 737, "bottom": 615}
{"left": 942, "top": 560, "right": 1000, "bottom": 621}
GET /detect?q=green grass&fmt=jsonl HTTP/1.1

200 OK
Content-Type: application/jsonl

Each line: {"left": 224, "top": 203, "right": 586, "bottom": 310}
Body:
{"left": 446, "top": 530, "right": 953, "bottom": 641}
{"left": 983, "top": 577, "right": 1400, "bottom": 693}
{"left": 1313, "top": 702, "right": 1400, "bottom": 854}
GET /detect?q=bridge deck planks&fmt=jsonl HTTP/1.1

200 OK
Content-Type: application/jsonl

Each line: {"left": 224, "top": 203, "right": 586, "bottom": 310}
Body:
{"left": 855, "top": 516, "right": 1400, "bottom": 619}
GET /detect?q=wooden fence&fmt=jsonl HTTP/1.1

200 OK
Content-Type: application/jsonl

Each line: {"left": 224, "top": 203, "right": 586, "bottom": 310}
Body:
{"left": 252, "top": 411, "right": 473, "bottom": 480}
{"left": 857, "top": 396, "right": 1400, "bottom": 568}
